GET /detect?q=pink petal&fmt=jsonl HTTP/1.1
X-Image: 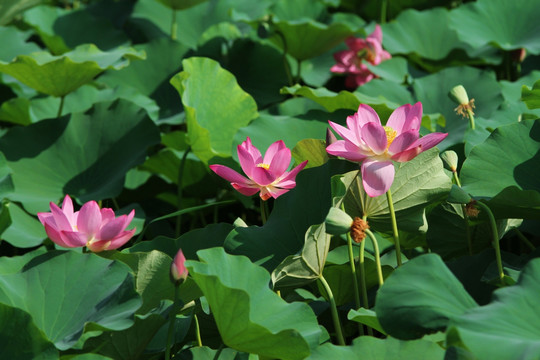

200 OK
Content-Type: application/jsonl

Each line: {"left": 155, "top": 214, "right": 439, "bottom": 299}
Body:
{"left": 368, "top": 24, "right": 383, "bottom": 44}
{"left": 345, "top": 37, "right": 368, "bottom": 51}
{"left": 391, "top": 146, "right": 422, "bottom": 162}
{"left": 210, "top": 164, "right": 252, "bottom": 185}
{"left": 37, "top": 212, "right": 54, "bottom": 227}
{"left": 43, "top": 222, "right": 69, "bottom": 247}
{"left": 232, "top": 183, "right": 262, "bottom": 197}
{"left": 361, "top": 159, "right": 395, "bottom": 197}
{"left": 361, "top": 122, "right": 387, "bottom": 155}
{"left": 275, "top": 160, "right": 308, "bottom": 186}
{"left": 100, "top": 208, "right": 115, "bottom": 224}
{"left": 268, "top": 147, "right": 291, "bottom": 177}
{"left": 326, "top": 141, "right": 368, "bottom": 162}
{"left": 86, "top": 240, "right": 112, "bottom": 252}
{"left": 237, "top": 142, "right": 259, "bottom": 180}
{"left": 171, "top": 249, "right": 188, "bottom": 281}
{"left": 263, "top": 140, "right": 286, "bottom": 165}
{"left": 250, "top": 167, "right": 275, "bottom": 186}
{"left": 265, "top": 186, "right": 290, "bottom": 199}
{"left": 412, "top": 132, "right": 448, "bottom": 151}
{"left": 386, "top": 102, "right": 422, "bottom": 135}
{"left": 77, "top": 201, "right": 102, "bottom": 237}
{"left": 351, "top": 104, "right": 381, "bottom": 129}
{"left": 99, "top": 216, "right": 128, "bottom": 240}
{"left": 60, "top": 230, "right": 88, "bottom": 247}
{"left": 105, "top": 229, "right": 136, "bottom": 250}
{"left": 388, "top": 129, "right": 419, "bottom": 155}
{"left": 61, "top": 195, "right": 76, "bottom": 224}
{"left": 328, "top": 121, "right": 360, "bottom": 146}
{"left": 50, "top": 202, "right": 74, "bottom": 231}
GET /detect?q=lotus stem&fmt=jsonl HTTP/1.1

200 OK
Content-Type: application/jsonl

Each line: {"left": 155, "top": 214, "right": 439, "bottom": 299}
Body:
{"left": 452, "top": 172, "right": 473, "bottom": 255}
{"left": 365, "top": 228, "right": 384, "bottom": 286}
{"left": 386, "top": 189, "right": 402, "bottom": 267}
{"left": 57, "top": 95, "right": 65, "bottom": 118}
{"left": 194, "top": 313, "right": 202, "bottom": 347}
{"left": 175, "top": 146, "right": 191, "bottom": 237}
{"left": 260, "top": 198, "right": 269, "bottom": 225}
{"left": 357, "top": 239, "right": 373, "bottom": 336}
{"left": 466, "top": 108, "right": 476, "bottom": 130}
{"left": 475, "top": 201, "right": 504, "bottom": 284}
{"left": 318, "top": 275, "right": 346, "bottom": 345}
{"left": 171, "top": 8, "right": 177, "bottom": 40}
{"left": 380, "top": 0, "right": 388, "bottom": 23}
{"left": 514, "top": 228, "right": 535, "bottom": 251}
{"left": 165, "top": 285, "right": 180, "bottom": 360}
{"left": 345, "top": 230, "right": 362, "bottom": 334}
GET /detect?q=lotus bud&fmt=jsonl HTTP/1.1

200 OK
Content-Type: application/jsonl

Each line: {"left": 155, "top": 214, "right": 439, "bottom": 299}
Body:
{"left": 447, "top": 184, "right": 472, "bottom": 205}
{"left": 170, "top": 248, "right": 188, "bottom": 285}
{"left": 449, "top": 85, "right": 475, "bottom": 120}
{"left": 441, "top": 150, "right": 459, "bottom": 172}
{"left": 325, "top": 207, "right": 353, "bottom": 235}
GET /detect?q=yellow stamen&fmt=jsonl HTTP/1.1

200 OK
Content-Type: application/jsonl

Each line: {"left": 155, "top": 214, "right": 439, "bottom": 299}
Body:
{"left": 383, "top": 126, "right": 397, "bottom": 148}
{"left": 256, "top": 163, "right": 270, "bottom": 170}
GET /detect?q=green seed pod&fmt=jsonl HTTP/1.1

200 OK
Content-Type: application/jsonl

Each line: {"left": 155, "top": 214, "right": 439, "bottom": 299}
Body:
{"left": 441, "top": 150, "right": 459, "bottom": 172}
{"left": 448, "top": 85, "right": 470, "bottom": 105}
{"left": 325, "top": 207, "right": 353, "bottom": 235}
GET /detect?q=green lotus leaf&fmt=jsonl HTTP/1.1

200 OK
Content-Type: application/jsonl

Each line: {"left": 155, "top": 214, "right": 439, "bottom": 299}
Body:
{"left": 269, "top": 20, "right": 355, "bottom": 61}
{"left": 308, "top": 336, "right": 445, "bottom": 360}
{"left": 448, "top": 257, "right": 540, "bottom": 359}
{"left": 0, "top": 44, "right": 145, "bottom": 97}
{"left": 0, "top": 250, "right": 141, "bottom": 350}
{"left": 365, "top": 57, "right": 409, "bottom": 83}
{"left": 186, "top": 247, "right": 321, "bottom": 360}
{"left": 449, "top": 0, "right": 540, "bottom": 54}
{"left": 461, "top": 120, "right": 540, "bottom": 197}
{"left": 170, "top": 57, "right": 258, "bottom": 164}
{"left": 483, "top": 186, "right": 540, "bottom": 220}
{"left": 0, "top": 26, "right": 41, "bottom": 62}
{"left": 0, "top": 99, "right": 160, "bottom": 213}
{"left": 522, "top": 79, "right": 540, "bottom": 110}
{"left": 291, "top": 138, "right": 328, "bottom": 168}
{"left": 0, "top": 303, "right": 58, "bottom": 360}
{"left": 347, "top": 308, "right": 386, "bottom": 335}
{"left": 2, "top": 202, "right": 45, "bottom": 248}
{"left": 374, "top": 253, "right": 478, "bottom": 340}
{"left": 0, "top": 0, "right": 41, "bottom": 26}
{"left": 156, "top": 0, "right": 208, "bottom": 10}
{"left": 412, "top": 66, "right": 503, "bottom": 149}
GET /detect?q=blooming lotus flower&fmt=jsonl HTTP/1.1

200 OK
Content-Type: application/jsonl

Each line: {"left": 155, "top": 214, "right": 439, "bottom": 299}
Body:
{"left": 326, "top": 102, "right": 448, "bottom": 197}
{"left": 331, "top": 24, "right": 391, "bottom": 88}
{"left": 209, "top": 137, "right": 308, "bottom": 200}
{"left": 38, "top": 195, "right": 135, "bottom": 252}
{"left": 170, "top": 248, "right": 188, "bottom": 284}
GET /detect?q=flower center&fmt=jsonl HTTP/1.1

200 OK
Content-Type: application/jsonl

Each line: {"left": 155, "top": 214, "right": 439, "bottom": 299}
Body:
{"left": 383, "top": 126, "right": 397, "bottom": 148}
{"left": 256, "top": 163, "right": 270, "bottom": 170}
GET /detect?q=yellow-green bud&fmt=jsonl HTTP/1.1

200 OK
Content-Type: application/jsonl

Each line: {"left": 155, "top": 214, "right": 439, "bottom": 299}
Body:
{"left": 325, "top": 207, "right": 353, "bottom": 235}
{"left": 449, "top": 85, "right": 470, "bottom": 105}
{"left": 441, "top": 150, "right": 459, "bottom": 172}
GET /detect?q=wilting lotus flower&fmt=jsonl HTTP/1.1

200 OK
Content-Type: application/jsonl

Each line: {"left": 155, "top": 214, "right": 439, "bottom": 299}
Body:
{"left": 331, "top": 24, "right": 391, "bottom": 88}
{"left": 209, "top": 137, "right": 308, "bottom": 200}
{"left": 326, "top": 102, "right": 448, "bottom": 197}
{"left": 170, "top": 248, "right": 188, "bottom": 284}
{"left": 38, "top": 195, "right": 135, "bottom": 252}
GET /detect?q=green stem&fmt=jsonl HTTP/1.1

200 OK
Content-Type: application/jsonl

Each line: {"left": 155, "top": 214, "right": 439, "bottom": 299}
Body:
{"left": 358, "top": 240, "right": 373, "bottom": 336}
{"left": 194, "top": 313, "right": 203, "bottom": 347}
{"left": 57, "top": 95, "right": 65, "bottom": 118}
{"left": 260, "top": 198, "right": 268, "bottom": 225}
{"left": 380, "top": 0, "right": 388, "bottom": 23}
{"left": 514, "top": 228, "right": 535, "bottom": 251}
{"left": 165, "top": 285, "right": 181, "bottom": 360}
{"left": 175, "top": 147, "right": 191, "bottom": 237}
{"left": 475, "top": 201, "right": 504, "bottom": 284}
{"left": 345, "top": 231, "right": 362, "bottom": 334}
{"left": 318, "top": 275, "right": 345, "bottom": 345}
{"left": 453, "top": 171, "right": 472, "bottom": 255}
{"left": 296, "top": 58, "right": 302, "bottom": 84}
{"left": 452, "top": 171, "right": 462, "bottom": 187}
{"left": 386, "top": 189, "right": 402, "bottom": 267}
{"left": 365, "top": 228, "right": 384, "bottom": 286}
{"left": 466, "top": 109, "right": 476, "bottom": 130}
{"left": 171, "top": 8, "right": 177, "bottom": 40}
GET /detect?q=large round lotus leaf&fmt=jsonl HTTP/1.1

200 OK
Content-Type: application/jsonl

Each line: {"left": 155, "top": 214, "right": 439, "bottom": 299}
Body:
{"left": 155, "top": 0, "right": 208, "bottom": 10}
{"left": 186, "top": 247, "right": 321, "bottom": 360}
{"left": 461, "top": 120, "right": 540, "bottom": 197}
{"left": 2, "top": 202, "right": 46, "bottom": 248}
{"left": 170, "top": 57, "right": 258, "bottom": 164}
{"left": 23, "top": 5, "right": 129, "bottom": 54}
{"left": 412, "top": 66, "right": 503, "bottom": 149}
{"left": 382, "top": 8, "right": 462, "bottom": 60}
{"left": 307, "top": 336, "right": 444, "bottom": 360}
{"left": 0, "top": 26, "right": 41, "bottom": 62}
{"left": 448, "top": 258, "right": 540, "bottom": 359}
{"left": 0, "top": 250, "right": 142, "bottom": 350}
{"left": 0, "top": 44, "right": 145, "bottom": 97}
{"left": 449, "top": 0, "right": 540, "bottom": 54}
{"left": 374, "top": 254, "right": 478, "bottom": 340}
{"left": 522, "top": 79, "right": 540, "bottom": 110}
{"left": 269, "top": 20, "right": 355, "bottom": 61}
{"left": 0, "top": 303, "right": 58, "bottom": 360}
{"left": 0, "top": 99, "right": 160, "bottom": 213}
{"left": 271, "top": 0, "right": 326, "bottom": 22}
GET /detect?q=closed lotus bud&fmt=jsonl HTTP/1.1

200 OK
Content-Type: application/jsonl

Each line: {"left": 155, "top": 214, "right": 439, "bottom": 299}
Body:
{"left": 447, "top": 184, "right": 472, "bottom": 205}
{"left": 325, "top": 207, "right": 353, "bottom": 235}
{"left": 441, "top": 150, "right": 459, "bottom": 172}
{"left": 170, "top": 249, "right": 188, "bottom": 285}
{"left": 449, "top": 85, "right": 469, "bottom": 105}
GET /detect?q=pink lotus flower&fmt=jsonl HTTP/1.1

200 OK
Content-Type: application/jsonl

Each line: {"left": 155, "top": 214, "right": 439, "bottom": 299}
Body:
{"left": 326, "top": 102, "right": 448, "bottom": 197}
{"left": 38, "top": 195, "right": 136, "bottom": 252}
{"left": 331, "top": 24, "right": 391, "bottom": 88}
{"left": 170, "top": 248, "right": 188, "bottom": 284}
{"left": 209, "top": 138, "right": 308, "bottom": 200}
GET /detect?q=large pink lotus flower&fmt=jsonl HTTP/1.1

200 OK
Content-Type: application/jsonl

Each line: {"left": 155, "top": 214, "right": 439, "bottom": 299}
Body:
{"left": 209, "top": 137, "right": 308, "bottom": 200}
{"left": 170, "top": 248, "right": 188, "bottom": 284}
{"left": 326, "top": 102, "right": 448, "bottom": 197}
{"left": 331, "top": 24, "right": 391, "bottom": 88}
{"left": 38, "top": 195, "right": 136, "bottom": 252}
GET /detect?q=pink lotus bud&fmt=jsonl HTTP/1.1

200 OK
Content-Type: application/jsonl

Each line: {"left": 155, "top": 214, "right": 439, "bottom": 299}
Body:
{"left": 170, "top": 249, "right": 188, "bottom": 284}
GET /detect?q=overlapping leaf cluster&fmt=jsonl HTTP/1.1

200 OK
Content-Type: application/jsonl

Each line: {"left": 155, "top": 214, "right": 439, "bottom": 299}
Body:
{"left": 0, "top": 0, "right": 540, "bottom": 359}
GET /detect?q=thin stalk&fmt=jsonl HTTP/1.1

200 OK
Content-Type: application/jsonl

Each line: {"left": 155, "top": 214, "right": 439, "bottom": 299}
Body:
{"left": 386, "top": 189, "right": 402, "bottom": 267}
{"left": 452, "top": 171, "right": 462, "bottom": 187}
{"left": 318, "top": 275, "right": 346, "bottom": 345}
{"left": 194, "top": 313, "right": 203, "bottom": 347}
{"left": 345, "top": 231, "right": 362, "bottom": 334}
{"left": 296, "top": 58, "right": 302, "bottom": 84}
{"left": 514, "top": 228, "right": 535, "bottom": 251}
{"left": 175, "top": 147, "right": 191, "bottom": 237}
{"left": 365, "top": 228, "right": 384, "bottom": 286}
{"left": 57, "top": 95, "right": 65, "bottom": 118}
{"left": 171, "top": 8, "right": 177, "bottom": 40}
{"left": 466, "top": 108, "right": 476, "bottom": 130}
{"left": 453, "top": 171, "right": 472, "bottom": 255}
{"left": 165, "top": 285, "right": 180, "bottom": 360}
{"left": 111, "top": 198, "right": 120, "bottom": 211}
{"left": 357, "top": 240, "right": 373, "bottom": 336}
{"left": 380, "top": 0, "right": 388, "bottom": 24}
{"left": 260, "top": 198, "right": 268, "bottom": 225}
{"left": 475, "top": 201, "right": 504, "bottom": 284}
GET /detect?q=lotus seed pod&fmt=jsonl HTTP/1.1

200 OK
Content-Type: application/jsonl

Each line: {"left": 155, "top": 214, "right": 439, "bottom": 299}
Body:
{"left": 325, "top": 207, "right": 353, "bottom": 235}
{"left": 449, "top": 85, "right": 470, "bottom": 105}
{"left": 441, "top": 150, "right": 459, "bottom": 172}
